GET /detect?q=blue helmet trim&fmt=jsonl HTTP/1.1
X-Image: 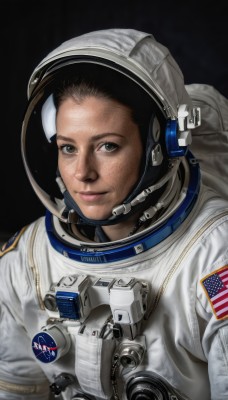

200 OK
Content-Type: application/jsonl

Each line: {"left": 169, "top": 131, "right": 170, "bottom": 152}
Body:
{"left": 166, "top": 119, "right": 187, "bottom": 157}
{"left": 45, "top": 151, "right": 200, "bottom": 264}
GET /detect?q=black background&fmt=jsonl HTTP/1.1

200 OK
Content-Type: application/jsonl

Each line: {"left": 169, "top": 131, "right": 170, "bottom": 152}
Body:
{"left": 1, "top": 0, "right": 227, "bottom": 238}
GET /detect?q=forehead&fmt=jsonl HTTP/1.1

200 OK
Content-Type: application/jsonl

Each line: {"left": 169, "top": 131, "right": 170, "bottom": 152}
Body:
{"left": 56, "top": 96, "right": 134, "bottom": 124}
{"left": 56, "top": 96, "right": 141, "bottom": 142}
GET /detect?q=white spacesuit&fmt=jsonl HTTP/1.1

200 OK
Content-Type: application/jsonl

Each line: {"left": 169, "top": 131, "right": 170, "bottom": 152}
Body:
{"left": 0, "top": 29, "right": 228, "bottom": 400}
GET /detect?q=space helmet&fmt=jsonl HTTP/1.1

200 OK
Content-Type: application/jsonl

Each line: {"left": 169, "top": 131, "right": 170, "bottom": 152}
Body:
{"left": 21, "top": 29, "right": 201, "bottom": 263}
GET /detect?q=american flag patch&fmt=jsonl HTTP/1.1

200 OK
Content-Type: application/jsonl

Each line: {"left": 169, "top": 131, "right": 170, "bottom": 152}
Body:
{"left": 201, "top": 266, "right": 228, "bottom": 320}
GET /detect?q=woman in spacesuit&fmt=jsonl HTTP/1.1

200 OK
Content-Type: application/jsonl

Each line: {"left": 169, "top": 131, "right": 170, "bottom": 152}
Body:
{"left": 0, "top": 28, "right": 228, "bottom": 400}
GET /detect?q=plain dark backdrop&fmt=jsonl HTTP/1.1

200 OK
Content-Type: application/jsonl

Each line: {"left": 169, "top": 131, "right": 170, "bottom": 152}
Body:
{"left": 1, "top": 0, "right": 227, "bottom": 237}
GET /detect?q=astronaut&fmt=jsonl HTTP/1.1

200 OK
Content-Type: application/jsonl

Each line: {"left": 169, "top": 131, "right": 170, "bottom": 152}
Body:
{"left": 0, "top": 28, "right": 228, "bottom": 400}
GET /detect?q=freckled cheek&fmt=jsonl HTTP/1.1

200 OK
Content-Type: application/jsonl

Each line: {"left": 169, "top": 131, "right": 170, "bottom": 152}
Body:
{"left": 58, "top": 161, "right": 74, "bottom": 183}
{"left": 105, "top": 159, "right": 140, "bottom": 190}
{"left": 106, "top": 160, "right": 123, "bottom": 175}
{"left": 121, "top": 155, "right": 141, "bottom": 180}
{"left": 101, "top": 160, "right": 126, "bottom": 185}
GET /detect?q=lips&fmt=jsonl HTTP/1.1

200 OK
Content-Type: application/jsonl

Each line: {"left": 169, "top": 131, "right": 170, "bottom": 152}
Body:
{"left": 78, "top": 191, "right": 106, "bottom": 202}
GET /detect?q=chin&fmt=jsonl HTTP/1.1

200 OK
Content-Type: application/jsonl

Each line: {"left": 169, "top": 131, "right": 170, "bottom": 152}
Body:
{"left": 81, "top": 210, "right": 112, "bottom": 221}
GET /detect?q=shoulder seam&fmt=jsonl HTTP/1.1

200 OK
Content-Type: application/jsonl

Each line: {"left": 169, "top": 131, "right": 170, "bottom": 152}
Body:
{"left": 0, "top": 226, "right": 28, "bottom": 258}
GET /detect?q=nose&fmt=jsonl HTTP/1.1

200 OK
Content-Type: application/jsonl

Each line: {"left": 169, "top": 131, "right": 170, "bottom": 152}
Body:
{"left": 74, "top": 152, "right": 98, "bottom": 182}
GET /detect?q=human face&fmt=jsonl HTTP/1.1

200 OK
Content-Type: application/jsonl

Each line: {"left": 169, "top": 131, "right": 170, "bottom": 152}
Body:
{"left": 56, "top": 96, "right": 143, "bottom": 221}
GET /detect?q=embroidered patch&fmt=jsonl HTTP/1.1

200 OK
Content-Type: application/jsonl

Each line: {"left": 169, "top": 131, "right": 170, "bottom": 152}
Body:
{"left": 0, "top": 226, "right": 28, "bottom": 258}
{"left": 201, "top": 265, "right": 228, "bottom": 320}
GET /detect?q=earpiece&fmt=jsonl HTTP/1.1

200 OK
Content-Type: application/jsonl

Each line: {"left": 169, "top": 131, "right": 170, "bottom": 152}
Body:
{"left": 165, "top": 118, "right": 191, "bottom": 158}
{"left": 165, "top": 119, "right": 185, "bottom": 157}
{"left": 165, "top": 104, "right": 200, "bottom": 158}
{"left": 41, "top": 94, "right": 57, "bottom": 142}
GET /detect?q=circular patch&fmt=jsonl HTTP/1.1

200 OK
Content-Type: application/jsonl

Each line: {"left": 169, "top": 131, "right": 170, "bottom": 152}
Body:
{"left": 32, "top": 331, "right": 58, "bottom": 363}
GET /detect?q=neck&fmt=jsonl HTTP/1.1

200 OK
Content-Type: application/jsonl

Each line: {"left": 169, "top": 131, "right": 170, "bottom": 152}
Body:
{"left": 102, "top": 215, "right": 141, "bottom": 241}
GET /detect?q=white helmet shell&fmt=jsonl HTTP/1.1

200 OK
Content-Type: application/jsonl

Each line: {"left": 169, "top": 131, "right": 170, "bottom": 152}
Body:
{"left": 28, "top": 29, "right": 192, "bottom": 117}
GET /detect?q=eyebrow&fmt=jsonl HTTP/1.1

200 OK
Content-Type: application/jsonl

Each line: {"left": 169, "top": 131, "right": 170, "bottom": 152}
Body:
{"left": 56, "top": 132, "right": 124, "bottom": 142}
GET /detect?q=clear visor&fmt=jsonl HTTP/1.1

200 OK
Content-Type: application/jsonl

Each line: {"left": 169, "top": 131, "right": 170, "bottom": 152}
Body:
{"left": 21, "top": 60, "right": 166, "bottom": 222}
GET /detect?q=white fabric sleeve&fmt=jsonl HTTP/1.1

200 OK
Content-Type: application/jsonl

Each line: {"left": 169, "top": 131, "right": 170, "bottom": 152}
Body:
{"left": 207, "top": 326, "right": 228, "bottom": 400}
{"left": 0, "top": 301, "right": 50, "bottom": 399}
{"left": 0, "top": 223, "right": 51, "bottom": 399}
